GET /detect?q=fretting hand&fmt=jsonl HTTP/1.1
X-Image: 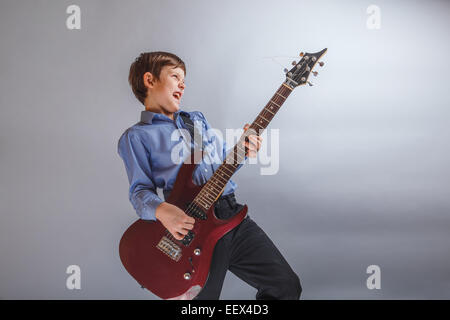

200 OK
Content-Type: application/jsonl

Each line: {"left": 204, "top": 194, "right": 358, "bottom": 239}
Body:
{"left": 242, "top": 123, "right": 263, "bottom": 158}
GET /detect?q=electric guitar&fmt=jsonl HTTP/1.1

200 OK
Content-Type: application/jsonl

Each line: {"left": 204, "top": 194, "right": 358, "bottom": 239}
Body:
{"left": 119, "top": 48, "right": 327, "bottom": 299}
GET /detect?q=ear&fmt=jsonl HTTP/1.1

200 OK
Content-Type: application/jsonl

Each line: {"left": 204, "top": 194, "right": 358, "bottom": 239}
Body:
{"left": 143, "top": 72, "right": 155, "bottom": 89}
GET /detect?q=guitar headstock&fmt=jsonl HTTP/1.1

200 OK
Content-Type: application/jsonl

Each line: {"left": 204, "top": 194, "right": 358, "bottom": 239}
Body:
{"left": 284, "top": 48, "right": 327, "bottom": 88}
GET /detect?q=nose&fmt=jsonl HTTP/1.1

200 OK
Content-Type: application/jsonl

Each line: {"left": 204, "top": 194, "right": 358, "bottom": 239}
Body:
{"left": 179, "top": 80, "right": 185, "bottom": 90}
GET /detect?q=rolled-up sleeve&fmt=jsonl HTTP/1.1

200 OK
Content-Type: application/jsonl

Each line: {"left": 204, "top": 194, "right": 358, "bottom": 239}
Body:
{"left": 117, "top": 130, "right": 164, "bottom": 221}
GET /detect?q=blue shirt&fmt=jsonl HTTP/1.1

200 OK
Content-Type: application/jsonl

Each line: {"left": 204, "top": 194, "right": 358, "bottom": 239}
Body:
{"left": 117, "top": 109, "right": 245, "bottom": 221}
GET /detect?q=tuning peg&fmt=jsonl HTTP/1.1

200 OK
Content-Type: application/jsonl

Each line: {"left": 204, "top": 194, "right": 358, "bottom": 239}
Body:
{"left": 312, "top": 71, "right": 318, "bottom": 77}
{"left": 307, "top": 81, "right": 314, "bottom": 86}
{"left": 299, "top": 52, "right": 304, "bottom": 57}
{"left": 318, "top": 61, "right": 325, "bottom": 67}
{"left": 284, "top": 68, "right": 288, "bottom": 73}
{"left": 291, "top": 60, "right": 297, "bottom": 66}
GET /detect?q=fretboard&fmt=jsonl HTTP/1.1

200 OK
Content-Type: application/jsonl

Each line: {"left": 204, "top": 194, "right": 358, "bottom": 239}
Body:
{"left": 192, "top": 83, "right": 293, "bottom": 211}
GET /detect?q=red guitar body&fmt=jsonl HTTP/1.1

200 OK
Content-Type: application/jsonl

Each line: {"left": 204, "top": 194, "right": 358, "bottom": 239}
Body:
{"left": 119, "top": 157, "right": 248, "bottom": 300}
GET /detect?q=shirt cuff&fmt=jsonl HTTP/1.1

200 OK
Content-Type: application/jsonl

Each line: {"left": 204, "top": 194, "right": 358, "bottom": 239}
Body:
{"left": 132, "top": 193, "right": 165, "bottom": 221}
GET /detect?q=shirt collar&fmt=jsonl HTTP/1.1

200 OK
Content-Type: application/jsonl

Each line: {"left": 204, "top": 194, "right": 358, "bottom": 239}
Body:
{"left": 140, "top": 109, "right": 187, "bottom": 124}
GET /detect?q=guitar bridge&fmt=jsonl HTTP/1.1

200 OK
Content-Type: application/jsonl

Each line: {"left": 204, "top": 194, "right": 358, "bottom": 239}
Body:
{"left": 156, "top": 236, "right": 182, "bottom": 261}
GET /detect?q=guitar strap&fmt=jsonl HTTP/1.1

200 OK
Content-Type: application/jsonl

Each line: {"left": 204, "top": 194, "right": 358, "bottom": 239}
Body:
{"left": 179, "top": 113, "right": 195, "bottom": 141}
{"left": 179, "top": 113, "right": 206, "bottom": 166}
{"left": 180, "top": 113, "right": 231, "bottom": 207}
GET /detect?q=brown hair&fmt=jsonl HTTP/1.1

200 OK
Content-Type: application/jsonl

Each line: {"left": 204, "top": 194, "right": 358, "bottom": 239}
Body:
{"left": 128, "top": 51, "right": 186, "bottom": 106}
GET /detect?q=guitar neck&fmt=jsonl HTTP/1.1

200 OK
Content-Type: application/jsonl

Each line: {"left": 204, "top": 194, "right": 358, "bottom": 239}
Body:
{"left": 192, "top": 83, "right": 293, "bottom": 211}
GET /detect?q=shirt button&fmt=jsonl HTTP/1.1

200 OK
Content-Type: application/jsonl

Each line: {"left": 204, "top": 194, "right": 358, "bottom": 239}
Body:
{"left": 204, "top": 169, "right": 208, "bottom": 172}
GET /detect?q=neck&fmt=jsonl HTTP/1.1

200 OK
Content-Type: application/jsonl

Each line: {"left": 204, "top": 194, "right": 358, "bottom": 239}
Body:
{"left": 145, "top": 104, "right": 175, "bottom": 120}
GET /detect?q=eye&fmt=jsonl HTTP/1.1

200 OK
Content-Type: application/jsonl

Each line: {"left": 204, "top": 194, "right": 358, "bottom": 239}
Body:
{"left": 173, "top": 75, "right": 185, "bottom": 84}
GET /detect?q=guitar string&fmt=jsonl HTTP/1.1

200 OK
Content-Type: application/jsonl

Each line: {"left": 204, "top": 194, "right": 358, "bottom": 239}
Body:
{"left": 163, "top": 62, "right": 310, "bottom": 245}
{"left": 164, "top": 66, "right": 308, "bottom": 244}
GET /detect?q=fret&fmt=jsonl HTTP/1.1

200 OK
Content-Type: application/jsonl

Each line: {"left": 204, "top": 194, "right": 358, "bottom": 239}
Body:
{"left": 198, "top": 188, "right": 216, "bottom": 204}
{"left": 217, "top": 168, "right": 231, "bottom": 180}
{"left": 275, "top": 92, "right": 286, "bottom": 99}
{"left": 204, "top": 182, "right": 220, "bottom": 195}
{"left": 214, "top": 172, "right": 228, "bottom": 184}
{"left": 229, "top": 164, "right": 238, "bottom": 170}
{"left": 226, "top": 157, "right": 242, "bottom": 167}
{"left": 282, "top": 83, "right": 293, "bottom": 91}
{"left": 264, "top": 106, "right": 275, "bottom": 116}
{"left": 236, "top": 145, "right": 247, "bottom": 158}
{"left": 229, "top": 150, "right": 245, "bottom": 164}
{"left": 196, "top": 193, "right": 212, "bottom": 208}
{"left": 253, "top": 122, "right": 264, "bottom": 130}
{"left": 206, "top": 180, "right": 222, "bottom": 194}
{"left": 209, "top": 174, "right": 225, "bottom": 186}
{"left": 269, "top": 100, "right": 281, "bottom": 108}
{"left": 195, "top": 196, "right": 209, "bottom": 209}
{"left": 192, "top": 200, "right": 208, "bottom": 213}
{"left": 267, "top": 104, "right": 278, "bottom": 114}
{"left": 257, "top": 118, "right": 266, "bottom": 127}
{"left": 199, "top": 192, "right": 213, "bottom": 205}
{"left": 226, "top": 150, "right": 245, "bottom": 165}
{"left": 221, "top": 164, "right": 234, "bottom": 175}
{"left": 272, "top": 97, "right": 283, "bottom": 106}
{"left": 258, "top": 114, "right": 270, "bottom": 123}
{"left": 225, "top": 153, "right": 237, "bottom": 166}
{"left": 200, "top": 189, "right": 216, "bottom": 202}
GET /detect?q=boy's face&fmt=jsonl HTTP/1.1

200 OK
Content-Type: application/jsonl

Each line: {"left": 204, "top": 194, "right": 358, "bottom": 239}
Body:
{"left": 144, "top": 65, "right": 185, "bottom": 118}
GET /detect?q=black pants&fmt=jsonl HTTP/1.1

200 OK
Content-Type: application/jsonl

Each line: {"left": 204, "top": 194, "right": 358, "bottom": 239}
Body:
{"left": 193, "top": 193, "right": 302, "bottom": 300}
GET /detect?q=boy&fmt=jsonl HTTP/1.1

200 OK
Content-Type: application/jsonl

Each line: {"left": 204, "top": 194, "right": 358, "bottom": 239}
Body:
{"left": 118, "top": 51, "right": 301, "bottom": 300}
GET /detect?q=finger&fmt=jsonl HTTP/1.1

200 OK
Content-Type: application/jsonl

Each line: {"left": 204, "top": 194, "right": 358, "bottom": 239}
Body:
{"left": 251, "top": 135, "right": 263, "bottom": 143}
{"left": 252, "top": 136, "right": 262, "bottom": 149}
{"left": 174, "top": 232, "right": 184, "bottom": 240}
{"left": 249, "top": 134, "right": 262, "bottom": 141}
{"left": 247, "top": 150, "right": 257, "bottom": 158}
{"left": 241, "top": 141, "right": 249, "bottom": 152}
{"left": 242, "top": 143, "right": 251, "bottom": 157}
{"left": 242, "top": 143, "right": 255, "bottom": 157}
{"left": 184, "top": 223, "right": 194, "bottom": 230}
{"left": 248, "top": 136, "right": 260, "bottom": 148}
{"left": 185, "top": 216, "right": 195, "bottom": 224}
{"left": 244, "top": 140, "right": 258, "bottom": 151}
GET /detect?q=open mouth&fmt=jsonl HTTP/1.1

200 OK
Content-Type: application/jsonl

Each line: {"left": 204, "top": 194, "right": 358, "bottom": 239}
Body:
{"left": 173, "top": 92, "right": 182, "bottom": 101}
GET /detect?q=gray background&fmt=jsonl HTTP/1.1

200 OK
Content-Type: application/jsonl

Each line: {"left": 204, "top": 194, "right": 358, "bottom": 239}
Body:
{"left": 1, "top": 0, "right": 449, "bottom": 299}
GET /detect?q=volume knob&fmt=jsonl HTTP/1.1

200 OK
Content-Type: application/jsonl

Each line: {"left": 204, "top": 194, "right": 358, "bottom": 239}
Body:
{"left": 183, "top": 273, "right": 191, "bottom": 280}
{"left": 194, "top": 248, "right": 201, "bottom": 256}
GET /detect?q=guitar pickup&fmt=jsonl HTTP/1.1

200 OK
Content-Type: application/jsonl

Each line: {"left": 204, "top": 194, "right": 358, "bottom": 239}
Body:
{"left": 182, "top": 230, "right": 195, "bottom": 246}
{"left": 192, "top": 209, "right": 206, "bottom": 220}
{"left": 186, "top": 202, "right": 207, "bottom": 220}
